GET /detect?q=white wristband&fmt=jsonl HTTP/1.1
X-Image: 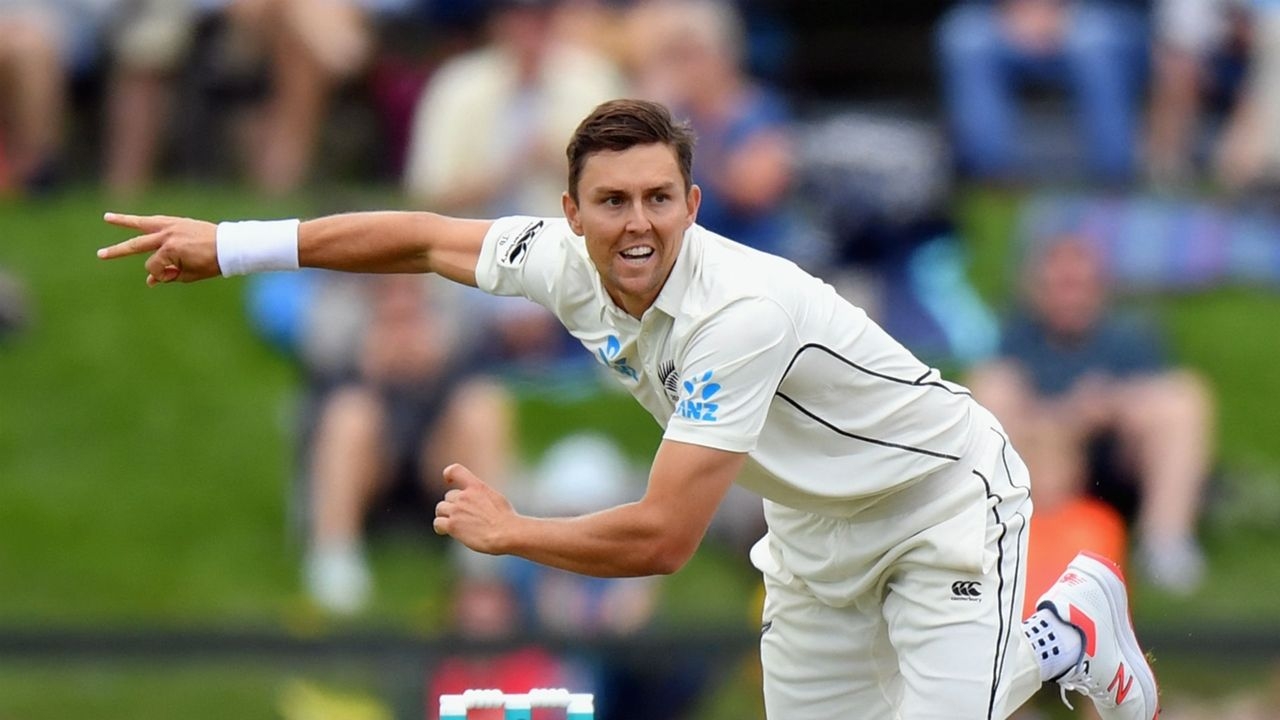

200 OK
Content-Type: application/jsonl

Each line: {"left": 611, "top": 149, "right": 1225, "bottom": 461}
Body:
{"left": 216, "top": 219, "right": 301, "bottom": 276}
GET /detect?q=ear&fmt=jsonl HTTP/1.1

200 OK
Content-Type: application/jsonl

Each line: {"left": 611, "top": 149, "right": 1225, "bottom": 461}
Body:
{"left": 562, "top": 191, "right": 584, "bottom": 236}
{"left": 685, "top": 184, "right": 702, "bottom": 229}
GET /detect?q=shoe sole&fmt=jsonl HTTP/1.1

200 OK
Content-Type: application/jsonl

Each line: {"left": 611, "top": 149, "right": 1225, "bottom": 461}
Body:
{"left": 1074, "top": 551, "right": 1160, "bottom": 720}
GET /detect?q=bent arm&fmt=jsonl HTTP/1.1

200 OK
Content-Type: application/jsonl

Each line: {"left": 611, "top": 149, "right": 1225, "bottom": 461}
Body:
{"left": 465, "top": 440, "right": 745, "bottom": 578}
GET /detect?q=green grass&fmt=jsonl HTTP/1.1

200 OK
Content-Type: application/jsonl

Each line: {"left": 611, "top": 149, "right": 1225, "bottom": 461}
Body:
{"left": 0, "top": 661, "right": 404, "bottom": 720}
{"left": 1, "top": 188, "right": 302, "bottom": 625}
{"left": 1163, "top": 290, "right": 1280, "bottom": 468}
{"left": 2, "top": 185, "right": 1279, "bottom": 717}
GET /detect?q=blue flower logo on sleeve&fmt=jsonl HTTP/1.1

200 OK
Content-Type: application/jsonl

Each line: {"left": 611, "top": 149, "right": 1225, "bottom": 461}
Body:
{"left": 596, "top": 335, "right": 639, "bottom": 381}
{"left": 676, "top": 370, "right": 721, "bottom": 422}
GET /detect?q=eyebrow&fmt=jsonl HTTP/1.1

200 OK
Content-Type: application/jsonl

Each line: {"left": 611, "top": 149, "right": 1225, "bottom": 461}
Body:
{"left": 591, "top": 181, "right": 678, "bottom": 197}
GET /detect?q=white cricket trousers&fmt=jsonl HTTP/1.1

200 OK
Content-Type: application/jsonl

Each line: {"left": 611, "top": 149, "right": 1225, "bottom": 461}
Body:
{"left": 757, "top": 420, "right": 1045, "bottom": 719}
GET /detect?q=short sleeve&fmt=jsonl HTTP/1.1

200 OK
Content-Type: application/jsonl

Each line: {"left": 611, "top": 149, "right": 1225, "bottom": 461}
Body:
{"left": 663, "top": 297, "right": 799, "bottom": 453}
{"left": 474, "top": 216, "right": 572, "bottom": 307}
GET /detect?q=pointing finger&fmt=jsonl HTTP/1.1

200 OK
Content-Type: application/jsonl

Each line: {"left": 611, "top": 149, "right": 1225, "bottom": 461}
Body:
{"left": 97, "top": 232, "right": 164, "bottom": 260}
{"left": 102, "top": 212, "right": 177, "bottom": 233}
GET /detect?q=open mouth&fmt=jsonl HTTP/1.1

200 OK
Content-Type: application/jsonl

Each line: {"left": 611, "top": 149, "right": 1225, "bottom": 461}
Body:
{"left": 619, "top": 246, "right": 656, "bottom": 265}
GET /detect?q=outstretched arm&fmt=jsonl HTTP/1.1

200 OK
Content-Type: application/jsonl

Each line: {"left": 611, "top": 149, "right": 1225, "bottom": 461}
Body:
{"left": 98, "top": 211, "right": 493, "bottom": 287}
{"left": 434, "top": 439, "right": 746, "bottom": 578}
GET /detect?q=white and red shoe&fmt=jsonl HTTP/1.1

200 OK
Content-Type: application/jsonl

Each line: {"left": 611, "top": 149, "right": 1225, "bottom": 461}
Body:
{"left": 1036, "top": 551, "right": 1160, "bottom": 720}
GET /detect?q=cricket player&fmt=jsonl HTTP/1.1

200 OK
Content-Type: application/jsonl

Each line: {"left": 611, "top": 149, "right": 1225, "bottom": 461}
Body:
{"left": 100, "top": 98, "right": 1158, "bottom": 719}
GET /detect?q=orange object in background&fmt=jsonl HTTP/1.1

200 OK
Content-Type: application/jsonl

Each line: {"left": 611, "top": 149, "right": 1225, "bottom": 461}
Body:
{"left": 1023, "top": 497, "right": 1128, "bottom": 618}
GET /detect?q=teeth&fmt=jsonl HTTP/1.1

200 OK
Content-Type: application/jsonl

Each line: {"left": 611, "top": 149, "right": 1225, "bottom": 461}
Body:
{"left": 622, "top": 247, "right": 654, "bottom": 258}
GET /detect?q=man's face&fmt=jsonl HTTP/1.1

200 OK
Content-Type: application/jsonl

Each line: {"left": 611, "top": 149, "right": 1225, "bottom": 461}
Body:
{"left": 563, "top": 143, "right": 700, "bottom": 317}
{"left": 1031, "top": 236, "right": 1107, "bottom": 338}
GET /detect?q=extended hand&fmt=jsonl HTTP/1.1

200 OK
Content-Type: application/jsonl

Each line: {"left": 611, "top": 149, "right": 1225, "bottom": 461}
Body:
{"left": 433, "top": 464, "right": 515, "bottom": 555}
{"left": 98, "top": 213, "right": 220, "bottom": 286}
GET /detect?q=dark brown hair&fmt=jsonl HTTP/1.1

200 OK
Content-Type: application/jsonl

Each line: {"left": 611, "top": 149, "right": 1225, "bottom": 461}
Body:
{"left": 566, "top": 99, "right": 695, "bottom": 202}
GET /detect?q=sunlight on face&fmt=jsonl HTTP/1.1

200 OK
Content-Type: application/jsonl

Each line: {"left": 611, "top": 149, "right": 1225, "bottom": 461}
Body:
{"left": 562, "top": 143, "right": 700, "bottom": 317}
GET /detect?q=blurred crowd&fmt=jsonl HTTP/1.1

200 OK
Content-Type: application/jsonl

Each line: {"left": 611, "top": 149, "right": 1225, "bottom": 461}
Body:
{"left": 2, "top": 0, "right": 1280, "bottom": 196}
{"left": 7, "top": 0, "right": 1273, "bottom": 716}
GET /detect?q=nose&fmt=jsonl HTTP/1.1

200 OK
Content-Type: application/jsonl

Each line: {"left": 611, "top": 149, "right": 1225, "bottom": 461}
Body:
{"left": 623, "top": 198, "right": 651, "bottom": 234}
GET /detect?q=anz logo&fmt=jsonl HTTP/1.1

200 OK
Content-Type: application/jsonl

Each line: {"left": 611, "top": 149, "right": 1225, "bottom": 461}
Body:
{"left": 596, "top": 335, "right": 639, "bottom": 381}
{"left": 676, "top": 370, "right": 722, "bottom": 422}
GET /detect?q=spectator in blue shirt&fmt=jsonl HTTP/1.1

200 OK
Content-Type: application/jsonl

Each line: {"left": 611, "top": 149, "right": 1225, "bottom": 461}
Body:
{"left": 968, "top": 232, "right": 1215, "bottom": 595}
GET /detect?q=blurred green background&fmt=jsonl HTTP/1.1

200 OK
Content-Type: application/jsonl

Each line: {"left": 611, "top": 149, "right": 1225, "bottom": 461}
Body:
{"left": 2, "top": 186, "right": 1280, "bottom": 719}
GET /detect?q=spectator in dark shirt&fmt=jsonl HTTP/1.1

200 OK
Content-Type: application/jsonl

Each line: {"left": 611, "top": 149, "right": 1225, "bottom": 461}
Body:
{"left": 969, "top": 232, "right": 1215, "bottom": 595}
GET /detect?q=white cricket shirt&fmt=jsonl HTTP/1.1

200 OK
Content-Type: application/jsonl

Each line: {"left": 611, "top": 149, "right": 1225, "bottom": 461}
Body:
{"left": 475, "top": 216, "right": 981, "bottom": 520}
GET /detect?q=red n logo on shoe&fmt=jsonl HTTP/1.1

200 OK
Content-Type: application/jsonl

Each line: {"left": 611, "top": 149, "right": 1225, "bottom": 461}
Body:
{"left": 1109, "top": 663, "right": 1134, "bottom": 704}
{"left": 1068, "top": 604, "right": 1098, "bottom": 657}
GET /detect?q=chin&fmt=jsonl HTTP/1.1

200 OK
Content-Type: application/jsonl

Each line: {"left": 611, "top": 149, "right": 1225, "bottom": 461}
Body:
{"left": 611, "top": 263, "right": 651, "bottom": 285}
{"left": 610, "top": 274, "right": 654, "bottom": 299}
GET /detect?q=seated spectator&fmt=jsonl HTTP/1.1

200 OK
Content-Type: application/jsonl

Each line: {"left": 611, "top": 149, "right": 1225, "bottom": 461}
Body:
{"left": 627, "top": 0, "right": 795, "bottom": 257}
{"left": 104, "top": 0, "right": 413, "bottom": 197}
{"left": 209, "top": 0, "right": 390, "bottom": 194}
{"left": 0, "top": 0, "right": 112, "bottom": 194}
{"left": 299, "top": 273, "right": 517, "bottom": 614}
{"left": 102, "top": 0, "right": 195, "bottom": 197}
{"left": 935, "top": 0, "right": 1147, "bottom": 184}
{"left": 403, "top": 0, "right": 626, "bottom": 216}
{"left": 968, "top": 232, "right": 1215, "bottom": 595}
{"left": 1145, "top": 0, "right": 1253, "bottom": 187}
{"left": 1214, "top": 2, "right": 1280, "bottom": 190}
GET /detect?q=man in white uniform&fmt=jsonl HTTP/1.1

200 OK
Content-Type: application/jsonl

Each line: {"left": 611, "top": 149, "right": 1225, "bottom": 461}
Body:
{"left": 99, "top": 99, "right": 1159, "bottom": 719}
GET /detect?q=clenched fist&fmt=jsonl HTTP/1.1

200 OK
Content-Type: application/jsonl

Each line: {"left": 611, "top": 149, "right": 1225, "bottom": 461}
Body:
{"left": 433, "top": 463, "right": 516, "bottom": 555}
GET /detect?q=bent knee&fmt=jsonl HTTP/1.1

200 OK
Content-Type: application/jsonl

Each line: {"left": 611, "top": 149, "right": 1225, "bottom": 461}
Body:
{"left": 319, "top": 385, "right": 386, "bottom": 438}
{"left": 1122, "top": 370, "right": 1215, "bottom": 428}
{"left": 443, "top": 378, "right": 514, "bottom": 431}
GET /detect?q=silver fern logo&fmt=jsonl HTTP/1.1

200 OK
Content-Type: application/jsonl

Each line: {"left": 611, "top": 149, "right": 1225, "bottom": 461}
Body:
{"left": 658, "top": 360, "right": 679, "bottom": 402}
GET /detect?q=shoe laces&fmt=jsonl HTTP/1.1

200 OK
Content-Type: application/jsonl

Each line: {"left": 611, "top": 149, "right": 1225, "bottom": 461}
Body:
{"left": 1056, "top": 657, "right": 1103, "bottom": 711}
